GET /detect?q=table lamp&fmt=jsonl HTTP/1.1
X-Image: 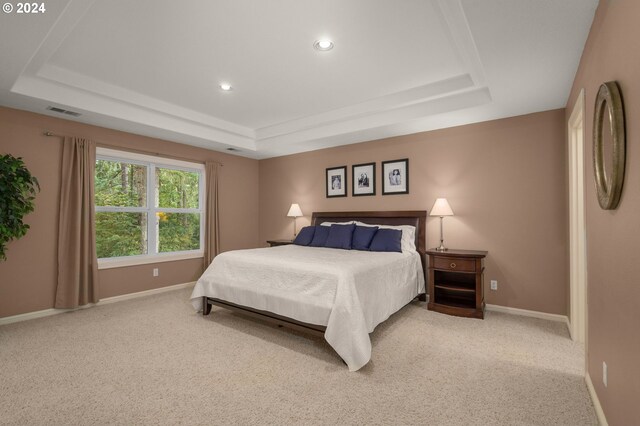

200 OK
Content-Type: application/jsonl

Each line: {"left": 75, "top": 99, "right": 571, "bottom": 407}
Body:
{"left": 430, "top": 198, "right": 454, "bottom": 251}
{"left": 287, "top": 203, "right": 303, "bottom": 238}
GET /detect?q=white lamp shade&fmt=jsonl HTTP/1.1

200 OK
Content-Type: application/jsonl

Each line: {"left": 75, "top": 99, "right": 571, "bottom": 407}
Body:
{"left": 430, "top": 198, "right": 454, "bottom": 216}
{"left": 287, "top": 203, "right": 303, "bottom": 217}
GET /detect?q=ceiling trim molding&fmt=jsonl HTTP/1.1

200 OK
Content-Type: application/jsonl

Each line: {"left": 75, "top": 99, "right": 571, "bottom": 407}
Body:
{"left": 435, "top": 0, "right": 487, "bottom": 86}
{"left": 257, "top": 86, "right": 492, "bottom": 148}
{"left": 11, "top": 70, "right": 257, "bottom": 149}
{"left": 21, "top": 0, "right": 98, "bottom": 76}
{"left": 11, "top": 75, "right": 257, "bottom": 151}
{"left": 34, "top": 64, "right": 255, "bottom": 139}
{"left": 256, "top": 74, "right": 476, "bottom": 140}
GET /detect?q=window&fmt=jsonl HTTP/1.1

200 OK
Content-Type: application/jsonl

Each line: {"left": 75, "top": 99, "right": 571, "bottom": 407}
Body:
{"left": 95, "top": 148, "right": 205, "bottom": 268}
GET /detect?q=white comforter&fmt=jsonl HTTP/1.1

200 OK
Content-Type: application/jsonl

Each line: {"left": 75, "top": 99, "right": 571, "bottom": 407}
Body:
{"left": 190, "top": 245, "right": 425, "bottom": 371}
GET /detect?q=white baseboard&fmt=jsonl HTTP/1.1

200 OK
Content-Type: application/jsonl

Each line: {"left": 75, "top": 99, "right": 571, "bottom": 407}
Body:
{"left": 486, "top": 303, "right": 569, "bottom": 324}
{"left": 99, "top": 281, "right": 195, "bottom": 305}
{"left": 0, "top": 281, "right": 195, "bottom": 326}
{"left": 585, "top": 372, "right": 608, "bottom": 426}
{"left": 0, "top": 306, "right": 66, "bottom": 326}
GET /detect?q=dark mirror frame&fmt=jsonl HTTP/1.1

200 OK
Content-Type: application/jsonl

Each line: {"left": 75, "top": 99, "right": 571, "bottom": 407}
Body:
{"left": 593, "top": 81, "right": 626, "bottom": 210}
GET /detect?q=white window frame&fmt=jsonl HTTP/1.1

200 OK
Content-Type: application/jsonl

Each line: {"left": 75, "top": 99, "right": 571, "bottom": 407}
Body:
{"left": 96, "top": 147, "right": 205, "bottom": 269}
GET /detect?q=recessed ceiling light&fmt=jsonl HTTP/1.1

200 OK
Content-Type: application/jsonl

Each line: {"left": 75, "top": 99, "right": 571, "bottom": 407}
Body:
{"left": 313, "top": 39, "right": 334, "bottom": 51}
{"left": 219, "top": 83, "right": 232, "bottom": 91}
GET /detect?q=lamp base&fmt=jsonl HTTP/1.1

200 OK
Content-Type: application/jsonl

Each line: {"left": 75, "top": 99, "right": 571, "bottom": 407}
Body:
{"left": 436, "top": 217, "right": 448, "bottom": 251}
{"left": 292, "top": 217, "right": 298, "bottom": 239}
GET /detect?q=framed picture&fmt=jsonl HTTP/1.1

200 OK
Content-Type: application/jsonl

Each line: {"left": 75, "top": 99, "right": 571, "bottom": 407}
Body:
{"left": 382, "top": 158, "right": 409, "bottom": 195}
{"left": 352, "top": 162, "right": 376, "bottom": 196}
{"left": 326, "top": 166, "right": 347, "bottom": 198}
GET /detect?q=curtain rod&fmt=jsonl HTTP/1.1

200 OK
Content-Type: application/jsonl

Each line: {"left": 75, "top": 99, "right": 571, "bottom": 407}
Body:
{"left": 43, "top": 131, "right": 224, "bottom": 166}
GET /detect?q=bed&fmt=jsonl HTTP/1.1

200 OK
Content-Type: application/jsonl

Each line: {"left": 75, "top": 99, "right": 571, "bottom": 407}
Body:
{"left": 190, "top": 211, "right": 427, "bottom": 371}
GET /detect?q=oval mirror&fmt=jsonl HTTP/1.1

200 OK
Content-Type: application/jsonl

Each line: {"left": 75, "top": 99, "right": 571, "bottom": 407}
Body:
{"left": 593, "top": 81, "right": 625, "bottom": 210}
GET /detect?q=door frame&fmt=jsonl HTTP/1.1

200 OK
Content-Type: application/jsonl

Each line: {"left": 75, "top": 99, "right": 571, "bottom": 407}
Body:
{"left": 568, "top": 88, "right": 587, "bottom": 351}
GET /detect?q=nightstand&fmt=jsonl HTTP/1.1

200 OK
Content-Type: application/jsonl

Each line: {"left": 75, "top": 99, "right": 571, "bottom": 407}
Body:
{"left": 267, "top": 239, "right": 294, "bottom": 247}
{"left": 427, "top": 249, "right": 488, "bottom": 319}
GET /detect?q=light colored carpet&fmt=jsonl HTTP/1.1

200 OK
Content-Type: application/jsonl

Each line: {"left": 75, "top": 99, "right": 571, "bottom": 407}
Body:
{"left": 0, "top": 287, "right": 596, "bottom": 425}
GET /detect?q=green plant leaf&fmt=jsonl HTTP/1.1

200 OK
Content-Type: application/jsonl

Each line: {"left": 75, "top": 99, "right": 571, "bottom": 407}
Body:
{"left": 0, "top": 154, "right": 40, "bottom": 261}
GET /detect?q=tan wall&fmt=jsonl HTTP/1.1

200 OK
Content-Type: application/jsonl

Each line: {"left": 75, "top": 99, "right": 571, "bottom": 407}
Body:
{"left": 0, "top": 107, "right": 260, "bottom": 317}
{"left": 566, "top": 0, "right": 640, "bottom": 424}
{"left": 259, "top": 109, "right": 568, "bottom": 315}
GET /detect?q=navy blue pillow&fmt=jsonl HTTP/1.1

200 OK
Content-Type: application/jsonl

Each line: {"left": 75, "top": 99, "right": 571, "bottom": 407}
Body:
{"left": 369, "top": 228, "right": 402, "bottom": 252}
{"left": 325, "top": 223, "right": 356, "bottom": 250}
{"left": 293, "top": 226, "right": 315, "bottom": 246}
{"left": 352, "top": 225, "right": 379, "bottom": 250}
{"left": 309, "top": 225, "right": 330, "bottom": 247}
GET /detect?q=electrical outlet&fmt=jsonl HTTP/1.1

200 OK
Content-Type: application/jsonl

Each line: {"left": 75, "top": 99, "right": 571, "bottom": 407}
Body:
{"left": 153, "top": 268, "right": 159, "bottom": 277}
{"left": 603, "top": 361, "right": 608, "bottom": 387}
{"left": 490, "top": 280, "right": 498, "bottom": 290}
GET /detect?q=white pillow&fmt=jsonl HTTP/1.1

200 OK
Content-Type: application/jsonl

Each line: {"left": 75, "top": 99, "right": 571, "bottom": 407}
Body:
{"left": 320, "top": 221, "right": 355, "bottom": 227}
{"left": 354, "top": 221, "right": 417, "bottom": 253}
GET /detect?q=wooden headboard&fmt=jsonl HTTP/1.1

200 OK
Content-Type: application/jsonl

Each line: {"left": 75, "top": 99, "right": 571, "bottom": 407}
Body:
{"left": 311, "top": 210, "right": 427, "bottom": 277}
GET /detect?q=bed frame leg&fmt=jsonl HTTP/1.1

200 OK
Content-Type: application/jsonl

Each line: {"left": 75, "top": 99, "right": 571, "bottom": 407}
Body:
{"left": 417, "top": 293, "right": 427, "bottom": 302}
{"left": 202, "top": 297, "right": 212, "bottom": 316}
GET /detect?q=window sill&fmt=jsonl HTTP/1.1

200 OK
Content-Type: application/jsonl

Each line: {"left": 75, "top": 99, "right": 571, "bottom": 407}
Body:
{"left": 98, "top": 252, "right": 204, "bottom": 270}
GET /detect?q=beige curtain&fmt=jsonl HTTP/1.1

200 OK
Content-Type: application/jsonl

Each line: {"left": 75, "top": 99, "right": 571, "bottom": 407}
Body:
{"left": 203, "top": 161, "right": 220, "bottom": 268}
{"left": 55, "top": 137, "right": 99, "bottom": 308}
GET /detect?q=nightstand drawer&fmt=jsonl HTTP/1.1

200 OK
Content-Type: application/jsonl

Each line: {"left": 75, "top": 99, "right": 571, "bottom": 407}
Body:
{"left": 432, "top": 256, "right": 476, "bottom": 272}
